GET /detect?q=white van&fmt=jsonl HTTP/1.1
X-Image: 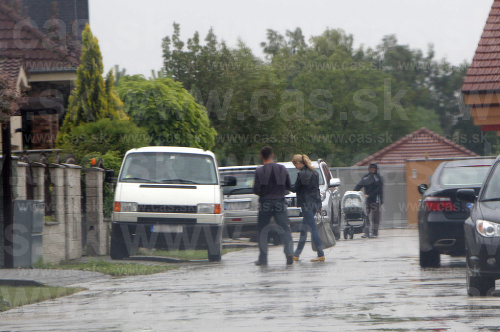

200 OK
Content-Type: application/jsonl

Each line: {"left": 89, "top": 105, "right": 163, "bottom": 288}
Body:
{"left": 111, "top": 146, "right": 234, "bottom": 261}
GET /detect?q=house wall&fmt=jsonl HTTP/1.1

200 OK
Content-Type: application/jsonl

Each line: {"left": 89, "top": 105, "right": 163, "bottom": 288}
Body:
{"left": 405, "top": 159, "right": 446, "bottom": 226}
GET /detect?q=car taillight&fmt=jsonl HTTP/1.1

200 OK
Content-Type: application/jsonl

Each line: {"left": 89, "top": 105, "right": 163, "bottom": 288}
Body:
{"left": 424, "top": 197, "right": 456, "bottom": 211}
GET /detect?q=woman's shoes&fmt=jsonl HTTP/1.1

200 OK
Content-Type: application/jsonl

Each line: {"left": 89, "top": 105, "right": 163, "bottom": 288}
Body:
{"left": 311, "top": 256, "right": 325, "bottom": 262}
{"left": 293, "top": 256, "right": 299, "bottom": 261}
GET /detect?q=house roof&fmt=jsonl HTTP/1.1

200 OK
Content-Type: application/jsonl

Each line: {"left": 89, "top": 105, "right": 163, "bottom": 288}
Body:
{"left": 0, "top": 57, "right": 22, "bottom": 82}
{"left": 354, "top": 127, "right": 478, "bottom": 166}
{"left": 0, "top": 3, "right": 79, "bottom": 72}
{"left": 0, "top": 58, "right": 29, "bottom": 91}
{"left": 462, "top": 0, "right": 500, "bottom": 93}
{"left": 21, "top": 0, "right": 88, "bottom": 39}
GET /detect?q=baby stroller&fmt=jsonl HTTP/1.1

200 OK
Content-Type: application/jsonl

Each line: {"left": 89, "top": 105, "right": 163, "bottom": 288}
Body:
{"left": 341, "top": 191, "right": 367, "bottom": 239}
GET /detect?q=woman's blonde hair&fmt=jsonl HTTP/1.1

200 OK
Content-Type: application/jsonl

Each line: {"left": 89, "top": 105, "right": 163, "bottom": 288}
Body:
{"left": 292, "top": 154, "right": 314, "bottom": 170}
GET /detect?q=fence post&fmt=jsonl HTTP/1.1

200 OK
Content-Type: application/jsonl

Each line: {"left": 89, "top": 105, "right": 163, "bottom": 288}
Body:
{"left": 85, "top": 167, "right": 106, "bottom": 256}
{"left": 63, "top": 164, "right": 82, "bottom": 260}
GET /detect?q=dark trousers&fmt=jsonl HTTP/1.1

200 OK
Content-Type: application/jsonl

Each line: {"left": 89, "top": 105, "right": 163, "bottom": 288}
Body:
{"left": 257, "top": 198, "right": 294, "bottom": 263}
{"left": 365, "top": 202, "right": 381, "bottom": 236}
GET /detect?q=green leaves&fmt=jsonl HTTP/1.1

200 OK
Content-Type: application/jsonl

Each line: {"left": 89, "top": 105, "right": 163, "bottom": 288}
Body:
{"left": 116, "top": 76, "right": 216, "bottom": 150}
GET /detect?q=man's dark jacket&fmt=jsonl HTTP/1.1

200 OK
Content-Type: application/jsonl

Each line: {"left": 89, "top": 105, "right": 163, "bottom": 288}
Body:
{"left": 354, "top": 172, "right": 384, "bottom": 204}
{"left": 253, "top": 163, "right": 292, "bottom": 201}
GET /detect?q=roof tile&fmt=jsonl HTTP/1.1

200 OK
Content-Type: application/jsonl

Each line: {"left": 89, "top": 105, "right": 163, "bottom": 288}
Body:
{"left": 0, "top": 3, "right": 79, "bottom": 71}
{"left": 462, "top": 0, "right": 500, "bottom": 93}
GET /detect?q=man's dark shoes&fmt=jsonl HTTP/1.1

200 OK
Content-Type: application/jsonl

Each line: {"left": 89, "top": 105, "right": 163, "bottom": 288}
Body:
{"left": 286, "top": 255, "right": 293, "bottom": 265}
{"left": 255, "top": 260, "right": 267, "bottom": 266}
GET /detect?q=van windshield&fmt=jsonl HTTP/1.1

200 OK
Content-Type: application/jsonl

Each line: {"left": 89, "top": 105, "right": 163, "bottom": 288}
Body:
{"left": 119, "top": 152, "right": 218, "bottom": 185}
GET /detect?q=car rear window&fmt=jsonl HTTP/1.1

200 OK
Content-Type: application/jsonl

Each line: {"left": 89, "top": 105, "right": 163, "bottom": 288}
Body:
{"left": 439, "top": 166, "right": 491, "bottom": 187}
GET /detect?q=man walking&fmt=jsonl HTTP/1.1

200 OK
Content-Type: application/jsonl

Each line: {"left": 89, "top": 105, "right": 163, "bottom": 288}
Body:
{"left": 354, "top": 163, "right": 384, "bottom": 238}
{"left": 253, "top": 146, "right": 294, "bottom": 266}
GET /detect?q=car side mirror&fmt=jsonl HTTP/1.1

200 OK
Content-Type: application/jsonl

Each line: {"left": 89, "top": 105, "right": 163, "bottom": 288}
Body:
{"left": 329, "top": 178, "right": 340, "bottom": 187}
{"left": 457, "top": 189, "right": 477, "bottom": 203}
{"left": 222, "top": 175, "right": 237, "bottom": 187}
{"left": 104, "top": 169, "right": 116, "bottom": 184}
{"left": 418, "top": 184, "right": 428, "bottom": 195}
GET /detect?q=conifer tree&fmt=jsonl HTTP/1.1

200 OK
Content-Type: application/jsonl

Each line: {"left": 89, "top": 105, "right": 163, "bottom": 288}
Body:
{"left": 57, "top": 24, "right": 126, "bottom": 145}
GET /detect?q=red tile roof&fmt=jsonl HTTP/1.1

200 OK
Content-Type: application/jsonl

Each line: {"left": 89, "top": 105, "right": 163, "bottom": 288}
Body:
{"left": 0, "top": 3, "right": 78, "bottom": 72}
{"left": 462, "top": 1, "right": 500, "bottom": 93}
{"left": 354, "top": 128, "right": 478, "bottom": 166}
{"left": 0, "top": 57, "right": 22, "bottom": 84}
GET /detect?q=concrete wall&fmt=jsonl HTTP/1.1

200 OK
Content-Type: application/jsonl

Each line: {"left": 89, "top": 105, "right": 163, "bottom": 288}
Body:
{"left": 2, "top": 160, "right": 107, "bottom": 266}
{"left": 331, "top": 165, "right": 407, "bottom": 229}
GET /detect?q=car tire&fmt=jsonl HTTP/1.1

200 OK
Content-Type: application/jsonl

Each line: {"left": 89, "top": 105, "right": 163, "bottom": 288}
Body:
{"left": 110, "top": 224, "right": 130, "bottom": 260}
{"left": 419, "top": 249, "right": 440, "bottom": 268}
{"left": 208, "top": 233, "right": 223, "bottom": 262}
{"left": 466, "top": 257, "right": 495, "bottom": 296}
{"left": 331, "top": 205, "right": 341, "bottom": 240}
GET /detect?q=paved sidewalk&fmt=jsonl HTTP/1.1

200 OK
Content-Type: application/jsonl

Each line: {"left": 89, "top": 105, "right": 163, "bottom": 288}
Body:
{"left": 0, "top": 268, "right": 111, "bottom": 287}
{"left": 0, "top": 238, "right": 257, "bottom": 287}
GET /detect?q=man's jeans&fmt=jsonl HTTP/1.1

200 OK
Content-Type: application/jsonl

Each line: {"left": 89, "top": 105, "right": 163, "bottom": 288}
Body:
{"left": 365, "top": 202, "right": 381, "bottom": 236}
{"left": 294, "top": 207, "right": 324, "bottom": 257}
{"left": 257, "top": 198, "right": 294, "bottom": 263}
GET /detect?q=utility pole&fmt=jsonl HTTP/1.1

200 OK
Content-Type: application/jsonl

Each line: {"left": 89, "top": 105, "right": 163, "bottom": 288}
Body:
{"left": 2, "top": 119, "right": 13, "bottom": 268}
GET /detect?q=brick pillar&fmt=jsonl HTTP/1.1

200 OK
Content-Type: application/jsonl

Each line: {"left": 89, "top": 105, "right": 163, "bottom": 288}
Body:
{"left": 85, "top": 167, "right": 106, "bottom": 256}
{"left": 64, "top": 164, "right": 82, "bottom": 260}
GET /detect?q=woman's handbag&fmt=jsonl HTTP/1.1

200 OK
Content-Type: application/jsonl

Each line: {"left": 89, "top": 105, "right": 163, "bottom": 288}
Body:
{"left": 312, "top": 211, "right": 337, "bottom": 251}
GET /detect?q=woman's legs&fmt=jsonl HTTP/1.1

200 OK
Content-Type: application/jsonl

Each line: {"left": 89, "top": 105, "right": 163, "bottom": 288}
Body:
{"left": 294, "top": 207, "right": 325, "bottom": 257}
{"left": 302, "top": 208, "right": 324, "bottom": 257}
{"left": 293, "top": 221, "right": 309, "bottom": 257}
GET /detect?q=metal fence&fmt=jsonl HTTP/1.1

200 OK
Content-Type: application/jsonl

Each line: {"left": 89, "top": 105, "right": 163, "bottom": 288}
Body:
{"left": 331, "top": 165, "right": 407, "bottom": 229}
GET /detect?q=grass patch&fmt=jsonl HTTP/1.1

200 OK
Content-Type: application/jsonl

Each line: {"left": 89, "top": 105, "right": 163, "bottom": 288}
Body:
{"left": 136, "top": 248, "right": 242, "bottom": 260}
{"left": 0, "top": 285, "right": 83, "bottom": 312}
{"left": 35, "top": 259, "right": 179, "bottom": 277}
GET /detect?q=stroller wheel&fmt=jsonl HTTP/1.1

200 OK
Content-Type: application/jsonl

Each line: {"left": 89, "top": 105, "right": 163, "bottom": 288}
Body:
{"left": 343, "top": 227, "right": 349, "bottom": 240}
{"left": 349, "top": 229, "right": 354, "bottom": 239}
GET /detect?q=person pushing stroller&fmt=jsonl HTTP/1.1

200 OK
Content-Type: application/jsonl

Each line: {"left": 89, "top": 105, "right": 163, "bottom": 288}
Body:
{"left": 353, "top": 163, "right": 383, "bottom": 238}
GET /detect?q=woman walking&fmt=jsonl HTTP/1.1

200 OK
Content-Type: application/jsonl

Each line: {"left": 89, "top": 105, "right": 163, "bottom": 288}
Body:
{"left": 291, "top": 154, "right": 325, "bottom": 262}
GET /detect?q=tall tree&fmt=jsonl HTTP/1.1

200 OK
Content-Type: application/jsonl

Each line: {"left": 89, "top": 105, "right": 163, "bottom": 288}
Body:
{"left": 57, "top": 24, "right": 126, "bottom": 144}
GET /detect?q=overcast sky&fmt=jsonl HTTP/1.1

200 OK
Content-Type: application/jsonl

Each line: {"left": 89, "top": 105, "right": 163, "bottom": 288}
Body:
{"left": 88, "top": 0, "right": 493, "bottom": 77}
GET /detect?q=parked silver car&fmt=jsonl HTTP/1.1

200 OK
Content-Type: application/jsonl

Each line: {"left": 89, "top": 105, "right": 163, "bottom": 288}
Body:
{"left": 219, "top": 159, "right": 341, "bottom": 241}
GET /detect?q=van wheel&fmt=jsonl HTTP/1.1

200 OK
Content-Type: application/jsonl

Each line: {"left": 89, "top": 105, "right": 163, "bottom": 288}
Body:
{"left": 208, "top": 230, "right": 223, "bottom": 262}
{"left": 419, "top": 249, "right": 440, "bottom": 268}
{"left": 208, "top": 241, "right": 222, "bottom": 262}
{"left": 110, "top": 224, "right": 130, "bottom": 260}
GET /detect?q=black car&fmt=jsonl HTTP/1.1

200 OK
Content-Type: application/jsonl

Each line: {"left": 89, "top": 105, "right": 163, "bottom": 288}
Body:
{"left": 418, "top": 158, "right": 495, "bottom": 268}
{"left": 458, "top": 155, "right": 500, "bottom": 296}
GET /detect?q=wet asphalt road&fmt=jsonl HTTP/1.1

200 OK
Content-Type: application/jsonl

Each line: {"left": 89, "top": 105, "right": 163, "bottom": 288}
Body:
{"left": 1, "top": 229, "right": 500, "bottom": 331}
